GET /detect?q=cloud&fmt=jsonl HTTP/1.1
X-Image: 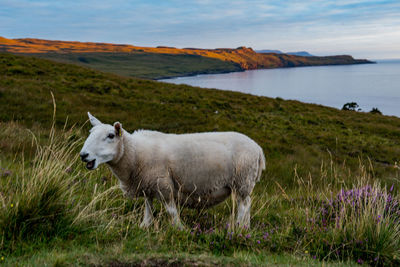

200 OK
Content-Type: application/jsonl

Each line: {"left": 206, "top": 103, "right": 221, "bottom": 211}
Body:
{"left": 0, "top": 0, "right": 399, "bottom": 58}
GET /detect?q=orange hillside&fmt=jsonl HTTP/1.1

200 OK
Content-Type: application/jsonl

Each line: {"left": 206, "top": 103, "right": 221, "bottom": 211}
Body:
{"left": 0, "top": 37, "right": 370, "bottom": 70}
{"left": 0, "top": 37, "right": 281, "bottom": 69}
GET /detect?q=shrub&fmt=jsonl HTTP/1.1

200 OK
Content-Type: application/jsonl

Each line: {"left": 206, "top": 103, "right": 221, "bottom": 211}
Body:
{"left": 370, "top": 107, "right": 382, "bottom": 115}
{"left": 342, "top": 102, "right": 359, "bottom": 111}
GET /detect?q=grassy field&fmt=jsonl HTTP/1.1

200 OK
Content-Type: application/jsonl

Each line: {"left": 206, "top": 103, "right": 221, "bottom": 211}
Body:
{"left": 28, "top": 52, "right": 242, "bottom": 79}
{"left": 1, "top": 53, "right": 400, "bottom": 266}
{"left": 27, "top": 52, "right": 373, "bottom": 80}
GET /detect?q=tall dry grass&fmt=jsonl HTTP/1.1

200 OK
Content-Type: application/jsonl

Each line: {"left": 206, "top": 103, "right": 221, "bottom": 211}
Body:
{"left": 0, "top": 122, "right": 83, "bottom": 251}
{"left": 1, "top": 116, "right": 400, "bottom": 265}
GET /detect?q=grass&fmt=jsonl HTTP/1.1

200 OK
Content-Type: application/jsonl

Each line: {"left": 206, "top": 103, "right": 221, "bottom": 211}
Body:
{"left": 1, "top": 121, "right": 395, "bottom": 266}
{"left": 1, "top": 52, "right": 400, "bottom": 265}
{"left": 1, "top": 52, "right": 400, "bottom": 187}
{"left": 26, "top": 52, "right": 372, "bottom": 80}
{"left": 28, "top": 52, "right": 242, "bottom": 79}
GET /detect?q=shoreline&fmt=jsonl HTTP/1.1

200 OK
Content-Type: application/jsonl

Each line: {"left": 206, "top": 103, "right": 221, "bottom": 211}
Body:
{"left": 156, "top": 59, "right": 375, "bottom": 80}
{"left": 158, "top": 59, "right": 400, "bottom": 117}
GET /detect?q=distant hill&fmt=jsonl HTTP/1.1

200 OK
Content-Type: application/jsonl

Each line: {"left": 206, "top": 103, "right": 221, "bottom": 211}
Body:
{"left": 0, "top": 36, "right": 373, "bottom": 79}
{"left": 255, "top": 49, "right": 283, "bottom": 54}
{"left": 287, "top": 51, "right": 314, "bottom": 57}
{"left": 256, "top": 49, "right": 314, "bottom": 57}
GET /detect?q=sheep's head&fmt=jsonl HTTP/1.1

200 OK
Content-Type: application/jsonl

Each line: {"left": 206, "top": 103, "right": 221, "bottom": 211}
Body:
{"left": 80, "top": 112, "right": 123, "bottom": 170}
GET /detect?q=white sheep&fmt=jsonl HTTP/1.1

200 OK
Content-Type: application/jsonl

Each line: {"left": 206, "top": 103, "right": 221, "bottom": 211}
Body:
{"left": 80, "top": 112, "right": 265, "bottom": 228}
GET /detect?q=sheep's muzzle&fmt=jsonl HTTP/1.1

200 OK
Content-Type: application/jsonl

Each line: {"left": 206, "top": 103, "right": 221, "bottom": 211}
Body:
{"left": 86, "top": 159, "right": 95, "bottom": 170}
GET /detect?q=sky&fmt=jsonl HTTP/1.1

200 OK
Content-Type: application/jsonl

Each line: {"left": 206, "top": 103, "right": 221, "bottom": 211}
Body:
{"left": 1, "top": 0, "right": 399, "bottom": 59}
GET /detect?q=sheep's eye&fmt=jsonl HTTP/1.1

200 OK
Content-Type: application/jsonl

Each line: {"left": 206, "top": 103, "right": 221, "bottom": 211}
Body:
{"left": 107, "top": 133, "right": 115, "bottom": 139}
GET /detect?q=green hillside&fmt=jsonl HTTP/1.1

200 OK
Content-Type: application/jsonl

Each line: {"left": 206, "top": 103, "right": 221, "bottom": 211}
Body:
{"left": 1, "top": 53, "right": 400, "bottom": 266}
{"left": 28, "top": 52, "right": 242, "bottom": 79}
{"left": 1, "top": 52, "right": 399, "bottom": 183}
{"left": 27, "top": 52, "right": 373, "bottom": 80}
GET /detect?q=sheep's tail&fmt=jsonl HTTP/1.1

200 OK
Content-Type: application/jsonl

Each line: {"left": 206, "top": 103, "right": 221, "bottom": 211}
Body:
{"left": 256, "top": 149, "right": 266, "bottom": 182}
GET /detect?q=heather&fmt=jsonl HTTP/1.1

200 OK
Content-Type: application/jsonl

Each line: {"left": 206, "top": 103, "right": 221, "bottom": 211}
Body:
{"left": 308, "top": 181, "right": 400, "bottom": 265}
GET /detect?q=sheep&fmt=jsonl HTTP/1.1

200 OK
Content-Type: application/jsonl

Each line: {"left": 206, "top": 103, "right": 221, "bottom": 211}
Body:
{"left": 80, "top": 112, "right": 265, "bottom": 228}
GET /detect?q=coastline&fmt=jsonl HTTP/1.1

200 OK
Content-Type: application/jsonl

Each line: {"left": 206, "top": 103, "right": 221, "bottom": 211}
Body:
{"left": 159, "top": 59, "right": 400, "bottom": 117}
{"left": 156, "top": 59, "right": 375, "bottom": 80}
{"left": 0, "top": 36, "right": 375, "bottom": 80}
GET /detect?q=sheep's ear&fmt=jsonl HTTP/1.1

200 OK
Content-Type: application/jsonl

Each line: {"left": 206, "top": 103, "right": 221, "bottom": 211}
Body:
{"left": 87, "top": 112, "right": 102, "bottom": 126}
{"left": 114, "top": 122, "right": 123, "bottom": 137}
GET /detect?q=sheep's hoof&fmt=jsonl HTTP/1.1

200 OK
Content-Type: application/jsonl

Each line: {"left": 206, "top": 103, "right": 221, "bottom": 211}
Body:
{"left": 172, "top": 221, "right": 185, "bottom": 230}
{"left": 236, "top": 221, "right": 251, "bottom": 229}
{"left": 139, "top": 221, "right": 152, "bottom": 229}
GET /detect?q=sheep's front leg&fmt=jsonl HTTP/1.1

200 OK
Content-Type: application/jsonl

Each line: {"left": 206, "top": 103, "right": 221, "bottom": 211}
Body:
{"left": 236, "top": 195, "right": 251, "bottom": 227}
{"left": 164, "top": 200, "right": 184, "bottom": 229}
{"left": 140, "top": 197, "right": 153, "bottom": 228}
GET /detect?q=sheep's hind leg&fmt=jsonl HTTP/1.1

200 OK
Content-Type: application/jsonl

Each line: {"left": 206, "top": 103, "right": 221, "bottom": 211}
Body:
{"left": 164, "top": 200, "right": 184, "bottom": 229}
{"left": 236, "top": 195, "right": 251, "bottom": 228}
{"left": 140, "top": 197, "right": 153, "bottom": 228}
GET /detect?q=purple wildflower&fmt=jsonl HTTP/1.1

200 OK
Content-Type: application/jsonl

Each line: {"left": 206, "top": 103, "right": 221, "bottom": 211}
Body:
{"left": 228, "top": 232, "right": 233, "bottom": 240}
{"left": 263, "top": 234, "right": 269, "bottom": 240}
{"left": 320, "top": 185, "right": 400, "bottom": 229}
{"left": 2, "top": 170, "right": 11, "bottom": 177}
